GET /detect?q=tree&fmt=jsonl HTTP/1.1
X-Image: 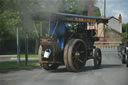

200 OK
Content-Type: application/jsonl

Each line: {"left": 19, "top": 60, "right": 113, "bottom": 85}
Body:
{"left": 0, "top": 0, "right": 22, "bottom": 40}
{"left": 94, "top": 7, "right": 101, "bottom": 17}
{"left": 121, "top": 24, "right": 128, "bottom": 43}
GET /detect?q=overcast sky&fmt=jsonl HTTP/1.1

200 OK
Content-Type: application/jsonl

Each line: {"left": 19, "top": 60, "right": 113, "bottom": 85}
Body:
{"left": 96, "top": 0, "right": 128, "bottom": 23}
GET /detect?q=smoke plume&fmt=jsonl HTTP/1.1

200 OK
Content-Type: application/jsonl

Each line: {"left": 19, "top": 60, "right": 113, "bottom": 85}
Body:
{"left": 77, "top": 0, "right": 98, "bottom": 11}
{"left": 23, "top": 0, "right": 98, "bottom": 14}
{"left": 19, "top": 0, "right": 98, "bottom": 35}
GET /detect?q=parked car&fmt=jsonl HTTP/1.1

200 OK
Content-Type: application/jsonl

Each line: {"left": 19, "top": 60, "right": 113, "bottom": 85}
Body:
{"left": 118, "top": 43, "right": 128, "bottom": 67}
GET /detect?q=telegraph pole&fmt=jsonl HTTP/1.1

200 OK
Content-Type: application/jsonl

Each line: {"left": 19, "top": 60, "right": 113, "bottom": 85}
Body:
{"left": 25, "top": 33, "right": 28, "bottom": 65}
{"left": 104, "top": 0, "right": 106, "bottom": 18}
{"left": 104, "top": 0, "right": 106, "bottom": 41}
{"left": 126, "top": 24, "right": 127, "bottom": 36}
{"left": 16, "top": 27, "right": 20, "bottom": 64}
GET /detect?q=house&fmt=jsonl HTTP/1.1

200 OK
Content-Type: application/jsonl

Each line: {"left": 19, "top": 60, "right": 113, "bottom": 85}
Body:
{"left": 107, "top": 15, "right": 122, "bottom": 33}
{"left": 104, "top": 15, "right": 122, "bottom": 42}
{"left": 87, "top": 14, "right": 122, "bottom": 43}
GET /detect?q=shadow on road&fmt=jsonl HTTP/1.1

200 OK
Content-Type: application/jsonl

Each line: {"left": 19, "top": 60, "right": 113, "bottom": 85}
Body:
{"left": 101, "top": 64, "right": 122, "bottom": 69}
{"left": 0, "top": 64, "right": 122, "bottom": 73}
{"left": 52, "top": 64, "right": 122, "bottom": 73}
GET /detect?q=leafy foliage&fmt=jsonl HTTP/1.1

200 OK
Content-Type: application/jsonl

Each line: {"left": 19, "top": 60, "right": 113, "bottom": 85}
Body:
{"left": 0, "top": 0, "right": 22, "bottom": 40}
{"left": 0, "top": 61, "right": 39, "bottom": 69}
{"left": 121, "top": 24, "right": 128, "bottom": 43}
{"left": 94, "top": 7, "right": 101, "bottom": 16}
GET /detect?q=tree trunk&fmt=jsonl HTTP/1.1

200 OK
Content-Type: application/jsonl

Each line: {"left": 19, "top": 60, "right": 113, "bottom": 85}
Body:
{"left": 35, "top": 38, "right": 39, "bottom": 54}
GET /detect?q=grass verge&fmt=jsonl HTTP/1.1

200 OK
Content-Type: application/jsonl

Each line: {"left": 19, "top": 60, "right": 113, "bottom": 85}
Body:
{"left": 20, "top": 54, "right": 38, "bottom": 58}
{"left": 0, "top": 61, "right": 39, "bottom": 70}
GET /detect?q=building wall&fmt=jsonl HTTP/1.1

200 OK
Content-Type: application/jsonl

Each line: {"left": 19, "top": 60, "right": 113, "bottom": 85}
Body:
{"left": 105, "top": 28, "right": 122, "bottom": 42}
{"left": 107, "top": 18, "right": 122, "bottom": 33}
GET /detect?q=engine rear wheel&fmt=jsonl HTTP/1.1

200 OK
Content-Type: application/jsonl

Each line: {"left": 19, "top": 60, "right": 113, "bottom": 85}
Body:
{"left": 94, "top": 48, "right": 102, "bottom": 69}
{"left": 64, "top": 39, "right": 87, "bottom": 72}
{"left": 64, "top": 39, "right": 74, "bottom": 71}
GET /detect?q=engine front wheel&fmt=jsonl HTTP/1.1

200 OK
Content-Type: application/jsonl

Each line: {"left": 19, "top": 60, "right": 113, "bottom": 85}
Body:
{"left": 94, "top": 48, "right": 102, "bottom": 69}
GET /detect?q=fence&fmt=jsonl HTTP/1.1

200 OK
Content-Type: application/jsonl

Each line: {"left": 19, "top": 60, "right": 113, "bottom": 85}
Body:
{"left": 94, "top": 42, "right": 121, "bottom": 52}
{"left": 0, "top": 40, "right": 17, "bottom": 54}
{"left": 0, "top": 39, "right": 37, "bottom": 54}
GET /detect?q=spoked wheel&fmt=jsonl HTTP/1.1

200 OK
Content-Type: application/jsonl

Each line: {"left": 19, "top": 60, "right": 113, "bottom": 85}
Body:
{"left": 94, "top": 48, "right": 102, "bottom": 69}
{"left": 42, "top": 64, "right": 59, "bottom": 70}
{"left": 64, "top": 39, "right": 87, "bottom": 72}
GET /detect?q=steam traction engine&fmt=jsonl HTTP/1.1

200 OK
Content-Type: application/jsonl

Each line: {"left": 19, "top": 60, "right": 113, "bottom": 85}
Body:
{"left": 33, "top": 12, "right": 108, "bottom": 72}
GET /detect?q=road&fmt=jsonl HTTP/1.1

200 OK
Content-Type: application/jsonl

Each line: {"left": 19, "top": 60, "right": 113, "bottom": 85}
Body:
{"left": 0, "top": 50, "right": 128, "bottom": 85}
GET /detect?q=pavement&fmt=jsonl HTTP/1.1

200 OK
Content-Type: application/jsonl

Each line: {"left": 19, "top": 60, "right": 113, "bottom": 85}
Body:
{"left": 0, "top": 50, "right": 128, "bottom": 85}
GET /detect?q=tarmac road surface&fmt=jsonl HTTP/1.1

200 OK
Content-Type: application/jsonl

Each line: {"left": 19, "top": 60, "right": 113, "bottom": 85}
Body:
{"left": 0, "top": 50, "right": 128, "bottom": 85}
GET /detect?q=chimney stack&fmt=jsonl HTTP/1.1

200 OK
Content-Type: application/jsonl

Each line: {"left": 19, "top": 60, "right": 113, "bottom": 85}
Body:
{"left": 119, "top": 14, "right": 122, "bottom": 23}
{"left": 88, "top": 8, "right": 94, "bottom": 16}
